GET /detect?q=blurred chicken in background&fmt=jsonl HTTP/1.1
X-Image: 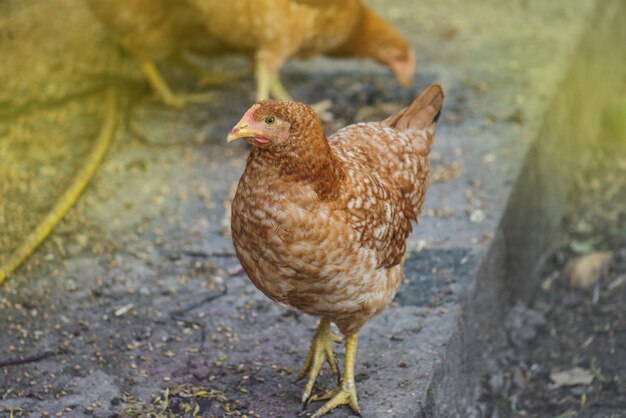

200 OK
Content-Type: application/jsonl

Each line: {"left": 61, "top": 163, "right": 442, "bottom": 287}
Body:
{"left": 191, "top": 0, "right": 416, "bottom": 101}
{"left": 86, "top": 0, "right": 228, "bottom": 108}
{"left": 87, "top": 0, "right": 416, "bottom": 106}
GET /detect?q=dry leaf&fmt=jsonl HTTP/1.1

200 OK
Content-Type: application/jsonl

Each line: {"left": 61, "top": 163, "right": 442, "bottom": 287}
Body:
{"left": 565, "top": 251, "right": 614, "bottom": 288}
{"left": 550, "top": 367, "right": 594, "bottom": 388}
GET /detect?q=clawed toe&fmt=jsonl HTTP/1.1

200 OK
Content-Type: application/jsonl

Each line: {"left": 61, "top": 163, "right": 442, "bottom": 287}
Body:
{"left": 309, "top": 384, "right": 360, "bottom": 418}
{"left": 298, "top": 318, "right": 341, "bottom": 404}
{"left": 305, "top": 333, "right": 361, "bottom": 418}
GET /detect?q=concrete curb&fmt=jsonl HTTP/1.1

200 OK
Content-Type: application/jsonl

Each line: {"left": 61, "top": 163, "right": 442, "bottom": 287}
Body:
{"left": 428, "top": 1, "right": 626, "bottom": 416}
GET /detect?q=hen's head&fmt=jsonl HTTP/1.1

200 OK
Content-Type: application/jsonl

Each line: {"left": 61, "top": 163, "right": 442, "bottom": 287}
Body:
{"left": 363, "top": 14, "right": 415, "bottom": 87}
{"left": 334, "top": 6, "right": 416, "bottom": 87}
{"left": 227, "top": 100, "right": 323, "bottom": 149}
{"left": 228, "top": 100, "right": 342, "bottom": 198}
{"left": 377, "top": 41, "right": 416, "bottom": 87}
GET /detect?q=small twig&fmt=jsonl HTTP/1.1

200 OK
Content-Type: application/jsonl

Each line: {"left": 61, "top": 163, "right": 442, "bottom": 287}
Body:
{"left": 169, "top": 286, "right": 228, "bottom": 351}
{"left": 187, "top": 251, "right": 237, "bottom": 258}
{"left": 583, "top": 400, "right": 626, "bottom": 410}
{"left": 0, "top": 351, "right": 58, "bottom": 368}
{"left": 170, "top": 286, "right": 228, "bottom": 317}
{"left": 164, "top": 250, "right": 237, "bottom": 261}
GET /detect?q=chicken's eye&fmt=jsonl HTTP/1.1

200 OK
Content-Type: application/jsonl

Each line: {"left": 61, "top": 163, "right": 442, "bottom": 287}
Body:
{"left": 264, "top": 116, "right": 276, "bottom": 125}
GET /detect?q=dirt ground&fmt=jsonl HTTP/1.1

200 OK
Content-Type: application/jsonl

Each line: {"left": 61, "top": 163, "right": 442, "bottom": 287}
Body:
{"left": 481, "top": 132, "right": 626, "bottom": 418}
{"left": 0, "top": 24, "right": 468, "bottom": 418}
{"left": 1, "top": 0, "right": 618, "bottom": 417}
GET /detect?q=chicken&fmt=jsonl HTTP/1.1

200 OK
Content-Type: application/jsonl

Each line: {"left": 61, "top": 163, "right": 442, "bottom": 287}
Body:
{"left": 189, "top": 0, "right": 416, "bottom": 102}
{"left": 228, "top": 84, "right": 443, "bottom": 417}
{"left": 86, "top": 0, "right": 227, "bottom": 107}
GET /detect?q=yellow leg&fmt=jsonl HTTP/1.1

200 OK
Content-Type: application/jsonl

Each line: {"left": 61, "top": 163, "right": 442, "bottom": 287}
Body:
{"left": 269, "top": 73, "right": 293, "bottom": 101}
{"left": 270, "top": 75, "right": 333, "bottom": 119}
{"left": 196, "top": 71, "right": 239, "bottom": 87}
{"left": 310, "top": 333, "right": 361, "bottom": 418}
{"left": 268, "top": 69, "right": 334, "bottom": 120}
{"left": 256, "top": 57, "right": 293, "bottom": 101}
{"left": 298, "top": 318, "right": 341, "bottom": 405}
{"left": 139, "top": 61, "right": 213, "bottom": 108}
{"left": 255, "top": 61, "right": 271, "bottom": 102}
{"left": 172, "top": 53, "right": 239, "bottom": 87}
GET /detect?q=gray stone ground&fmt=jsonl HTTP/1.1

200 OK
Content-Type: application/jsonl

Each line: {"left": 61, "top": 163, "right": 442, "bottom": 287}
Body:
{"left": 1, "top": 0, "right": 621, "bottom": 417}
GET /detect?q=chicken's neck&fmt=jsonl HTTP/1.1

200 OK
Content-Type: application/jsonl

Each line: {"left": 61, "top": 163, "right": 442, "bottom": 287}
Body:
{"left": 329, "top": 5, "right": 404, "bottom": 63}
{"left": 249, "top": 134, "right": 344, "bottom": 201}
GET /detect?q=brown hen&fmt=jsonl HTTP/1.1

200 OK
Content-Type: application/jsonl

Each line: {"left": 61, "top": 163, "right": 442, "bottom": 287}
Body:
{"left": 189, "top": 0, "right": 416, "bottom": 102}
{"left": 228, "top": 84, "right": 444, "bottom": 417}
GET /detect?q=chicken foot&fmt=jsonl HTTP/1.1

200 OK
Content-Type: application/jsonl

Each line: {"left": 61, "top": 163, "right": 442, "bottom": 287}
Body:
{"left": 269, "top": 72, "right": 293, "bottom": 101}
{"left": 255, "top": 60, "right": 293, "bottom": 101}
{"left": 140, "top": 61, "right": 213, "bottom": 108}
{"left": 172, "top": 52, "right": 241, "bottom": 87}
{"left": 255, "top": 57, "right": 332, "bottom": 119}
{"left": 309, "top": 333, "right": 361, "bottom": 418}
{"left": 298, "top": 317, "right": 342, "bottom": 404}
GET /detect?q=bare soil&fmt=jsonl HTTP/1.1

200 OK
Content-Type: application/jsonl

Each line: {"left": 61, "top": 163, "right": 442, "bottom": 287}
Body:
{"left": 481, "top": 133, "right": 626, "bottom": 418}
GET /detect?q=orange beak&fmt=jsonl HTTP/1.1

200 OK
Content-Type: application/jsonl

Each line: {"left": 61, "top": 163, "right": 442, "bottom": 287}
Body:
{"left": 226, "top": 122, "right": 265, "bottom": 143}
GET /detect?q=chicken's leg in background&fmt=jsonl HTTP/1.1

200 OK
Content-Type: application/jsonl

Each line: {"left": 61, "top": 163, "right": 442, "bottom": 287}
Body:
{"left": 139, "top": 61, "right": 213, "bottom": 108}
{"left": 172, "top": 51, "right": 241, "bottom": 87}
{"left": 254, "top": 53, "right": 331, "bottom": 118}
{"left": 189, "top": 0, "right": 414, "bottom": 113}
{"left": 254, "top": 50, "right": 292, "bottom": 101}
{"left": 86, "top": 0, "right": 225, "bottom": 108}
{"left": 254, "top": 50, "right": 334, "bottom": 119}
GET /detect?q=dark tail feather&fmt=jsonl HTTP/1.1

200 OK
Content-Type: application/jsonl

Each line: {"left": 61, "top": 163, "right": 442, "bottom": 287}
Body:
{"left": 383, "top": 84, "right": 444, "bottom": 131}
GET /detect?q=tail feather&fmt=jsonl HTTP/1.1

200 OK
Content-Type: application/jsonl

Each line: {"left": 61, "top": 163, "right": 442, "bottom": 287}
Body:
{"left": 383, "top": 84, "right": 444, "bottom": 131}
